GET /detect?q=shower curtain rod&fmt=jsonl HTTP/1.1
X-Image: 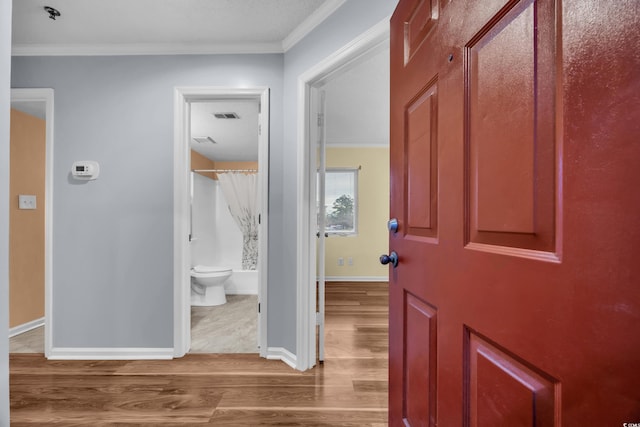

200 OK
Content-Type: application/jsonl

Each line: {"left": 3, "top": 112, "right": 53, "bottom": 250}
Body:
{"left": 193, "top": 168, "right": 257, "bottom": 173}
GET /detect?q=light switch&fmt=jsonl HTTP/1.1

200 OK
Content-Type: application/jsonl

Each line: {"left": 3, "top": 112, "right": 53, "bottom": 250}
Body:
{"left": 18, "top": 195, "right": 36, "bottom": 210}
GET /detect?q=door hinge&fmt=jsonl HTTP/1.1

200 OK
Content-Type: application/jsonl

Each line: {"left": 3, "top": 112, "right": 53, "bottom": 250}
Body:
{"left": 258, "top": 303, "right": 261, "bottom": 313}
{"left": 258, "top": 214, "right": 261, "bottom": 224}
{"left": 315, "top": 312, "right": 323, "bottom": 326}
{"left": 317, "top": 113, "right": 324, "bottom": 127}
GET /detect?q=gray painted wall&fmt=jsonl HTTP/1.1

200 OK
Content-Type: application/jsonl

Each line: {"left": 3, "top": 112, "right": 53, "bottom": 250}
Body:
{"left": 280, "top": 0, "right": 398, "bottom": 353}
{"left": 6, "top": 0, "right": 398, "bottom": 368}
{"left": 11, "top": 54, "right": 284, "bottom": 348}
{"left": 1, "top": 0, "right": 11, "bottom": 422}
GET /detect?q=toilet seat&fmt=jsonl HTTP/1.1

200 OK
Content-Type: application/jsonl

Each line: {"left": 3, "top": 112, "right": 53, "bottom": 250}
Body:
{"left": 192, "top": 265, "right": 232, "bottom": 274}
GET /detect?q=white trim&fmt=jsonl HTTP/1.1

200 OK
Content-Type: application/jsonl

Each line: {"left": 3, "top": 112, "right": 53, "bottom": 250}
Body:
{"left": 266, "top": 347, "right": 297, "bottom": 370}
{"left": 48, "top": 348, "right": 173, "bottom": 360}
{"left": 8, "top": 317, "right": 44, "bottom": 338}
{"left": 256, "top": 89, "right": 270, "bottom": 358}
{"left": 296, "top": 18, "right": 390, "bottom": 371}
{"left": 11, "top": 42, "right": 284, "bottom": 57}
{"left": 283, "top": 0, "right": 348, "bottom": 52}
{"left": 173, "top": 87, "right": 270, "bottom": 359}
{"left": 324, "top": 276, "right": 388, "bottom": 282}
{"left": 173, "top": 89, "right": 191, "bottom": 358}
{"left": 10, "top": 88, "right": 54, "bottom": 359}
{"left": 295, "top": 80, "right": 315, "bottom": 372}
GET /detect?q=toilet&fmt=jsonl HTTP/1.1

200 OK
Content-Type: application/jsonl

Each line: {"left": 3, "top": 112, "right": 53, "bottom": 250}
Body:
{"left": 190, "top": 265, "right": 233, "bottom": 306}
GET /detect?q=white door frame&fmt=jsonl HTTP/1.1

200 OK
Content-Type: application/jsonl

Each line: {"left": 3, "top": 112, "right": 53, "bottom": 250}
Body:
{"left": 173, "top": 86, "right": 269, "bottom": 357}
{"left": 10, "top": 88, "right": 54, "bottom": 358}
{"left": 295, "top": 19, "right": 390, "bottom": 370}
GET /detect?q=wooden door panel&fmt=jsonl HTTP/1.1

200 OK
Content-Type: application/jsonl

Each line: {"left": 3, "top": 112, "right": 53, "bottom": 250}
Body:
{"left": 404, "top": 293, "right": 438, "bottom": 426}
{"left": 465, "top": 329, "right": 559, "bottom": 426}
{"left": 406, "top": 81, "right": 438, "bottom": 239}
{"left": 404, "top": 0, "right": 439, "bottom": 65}
{"left": 469, "top": 2, "right": 536, "bottom": 235}
{"left": 465, "top": 0, "right": 558, "bottom": 256}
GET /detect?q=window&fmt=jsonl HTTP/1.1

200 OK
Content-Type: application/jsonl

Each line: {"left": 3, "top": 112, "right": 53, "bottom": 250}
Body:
{"left": 319, "top": 168, "right": 358, "bottom": 235}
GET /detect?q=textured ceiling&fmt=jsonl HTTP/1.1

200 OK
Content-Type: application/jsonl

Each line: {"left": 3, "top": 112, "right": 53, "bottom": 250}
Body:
{"left": 190, "top": 100, "right": 260, "bottom": 162}
{"left": 12, "top": 0, "right": 341, "bottom": 55}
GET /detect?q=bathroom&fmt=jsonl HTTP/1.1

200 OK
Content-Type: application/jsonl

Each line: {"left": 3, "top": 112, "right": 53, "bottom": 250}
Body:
{"left": 188, "top": 97, "right": 262, "bottom": 354}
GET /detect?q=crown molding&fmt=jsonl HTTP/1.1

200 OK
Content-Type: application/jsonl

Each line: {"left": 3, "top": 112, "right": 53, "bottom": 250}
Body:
{"left": 282, "top": 0, "right": 347, "bottom": 52}
{"left": 11, "top": 1, "right": 346, "bottom": 57}
{"left": 11, "top": 41, "right": 284, "bottom": 57}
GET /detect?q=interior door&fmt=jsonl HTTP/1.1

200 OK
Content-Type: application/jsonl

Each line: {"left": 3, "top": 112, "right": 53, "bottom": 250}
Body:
{"left": 388, "top": 0, "right": 640, "bottom": 425}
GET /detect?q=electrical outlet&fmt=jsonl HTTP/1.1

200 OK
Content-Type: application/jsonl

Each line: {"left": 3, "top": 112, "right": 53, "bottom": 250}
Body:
{"left": 348, "top": 257, "right": 353, "bottom": 266}
{"left": 338, "top": 257, "right": 344, "bottom": 266}
{"left": 18, "top": 195, "right": 36, "bottom": 210}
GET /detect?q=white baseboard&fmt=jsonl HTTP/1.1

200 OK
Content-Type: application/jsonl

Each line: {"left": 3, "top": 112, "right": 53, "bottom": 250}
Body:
{"left": 324, "top": 276, "right": 388, "bottom": 282}
{"left": 48, "top": 347, "right": 174, "bottom": 360}
{"left": 9, "top": 317, "right": 45, "bottom": 338}
{"left": 266, "top": 347, "right": 297, "bottom": 370}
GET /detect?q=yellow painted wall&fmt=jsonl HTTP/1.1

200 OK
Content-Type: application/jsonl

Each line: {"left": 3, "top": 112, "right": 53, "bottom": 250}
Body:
{"left": 9, "top": 109, "right": 45, "bottom": 328}
{"left": 324, "top": 147, "right": 389, "bottom": 279}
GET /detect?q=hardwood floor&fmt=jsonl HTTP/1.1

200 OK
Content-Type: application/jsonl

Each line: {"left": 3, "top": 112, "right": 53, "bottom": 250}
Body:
{"left": 9, "top": 282, "right": 389, "bottom": 425}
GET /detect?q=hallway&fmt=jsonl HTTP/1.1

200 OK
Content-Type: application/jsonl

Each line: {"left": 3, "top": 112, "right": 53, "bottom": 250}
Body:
{"left": 9, "top": 281, "right": 389, "bottom": 425}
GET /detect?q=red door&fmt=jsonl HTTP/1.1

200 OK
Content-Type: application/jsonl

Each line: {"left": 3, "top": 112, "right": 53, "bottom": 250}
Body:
{"left": 388, "top": 0, "right": 640, "bottom": 425}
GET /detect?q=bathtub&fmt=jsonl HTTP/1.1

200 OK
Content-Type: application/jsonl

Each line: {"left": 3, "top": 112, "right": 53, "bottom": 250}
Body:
{"left": 224, "top": 269, "right": 258, "bottom": 295}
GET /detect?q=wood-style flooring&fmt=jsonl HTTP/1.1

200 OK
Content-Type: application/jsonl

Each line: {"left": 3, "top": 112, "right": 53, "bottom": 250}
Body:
{"left": 9, "top": 281, "right": 389, "bottom": 425}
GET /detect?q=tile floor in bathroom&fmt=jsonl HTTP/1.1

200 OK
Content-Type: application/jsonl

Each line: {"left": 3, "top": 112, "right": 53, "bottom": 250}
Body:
{"left": 190, "top": 294, "right": 258, "bottom": 353}
{"left": 9, "top": 294, "right": 258, "bottom": 354}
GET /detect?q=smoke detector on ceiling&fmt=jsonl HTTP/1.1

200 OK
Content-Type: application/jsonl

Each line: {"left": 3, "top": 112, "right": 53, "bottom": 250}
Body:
{"left": 44, "top": 6, "right": 61, "bottom": 20}
{"left": 213, "top": 112, "right": 240, "bottom": 119}
{"left": 192, "top": 136, "right": 216, "bottom": 144}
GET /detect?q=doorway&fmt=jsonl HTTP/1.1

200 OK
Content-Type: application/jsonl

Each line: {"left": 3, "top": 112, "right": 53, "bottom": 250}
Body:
{"left": 8, "top": 88, "right": 54, "bottom": 357}
{"left": 296, "top": 20, "right": 390, "bottom": 369}
{"left": 173, "top": 87, "right": 269, "bottom": 358}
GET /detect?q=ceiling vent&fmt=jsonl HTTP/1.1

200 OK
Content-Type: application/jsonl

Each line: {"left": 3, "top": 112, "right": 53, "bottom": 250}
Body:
{"left": 192, "top": 136, "right": 216, "bottom": 144}
{"left": 213, "top": 112, "right": 240, "bottom": 119}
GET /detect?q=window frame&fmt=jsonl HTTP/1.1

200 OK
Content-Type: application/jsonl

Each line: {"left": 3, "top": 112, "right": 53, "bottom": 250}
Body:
{"left": 321, "top": 167, "right": 359, "bottom": 236}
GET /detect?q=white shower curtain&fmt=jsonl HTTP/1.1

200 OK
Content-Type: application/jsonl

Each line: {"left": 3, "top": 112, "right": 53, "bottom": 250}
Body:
{"left": 217, "top": 172, "right": 259, "bottom": 270}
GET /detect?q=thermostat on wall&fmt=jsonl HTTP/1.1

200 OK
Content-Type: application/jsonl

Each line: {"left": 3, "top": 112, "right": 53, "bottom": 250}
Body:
{"left": 72, "top": 161, "right": 100, "bottom": 180}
